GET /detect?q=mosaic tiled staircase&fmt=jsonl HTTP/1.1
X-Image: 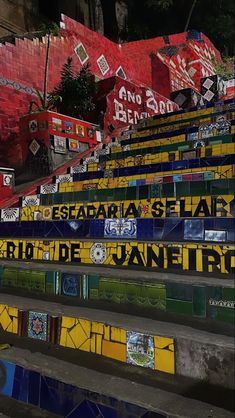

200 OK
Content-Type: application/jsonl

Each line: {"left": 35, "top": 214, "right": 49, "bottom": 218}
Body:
{"left": 0, "top": 97, "right": 234, "bottom": 416}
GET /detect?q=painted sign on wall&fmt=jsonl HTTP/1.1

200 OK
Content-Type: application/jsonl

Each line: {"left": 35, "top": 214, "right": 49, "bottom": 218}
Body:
{"left": 19, "top": 195, "right": 235, "bottom": 221}
{"left": 103, "top": 77, "right": 179, "bottom": 131}
{"left": 0, "top": 239, "right": 234, "bottom": 276}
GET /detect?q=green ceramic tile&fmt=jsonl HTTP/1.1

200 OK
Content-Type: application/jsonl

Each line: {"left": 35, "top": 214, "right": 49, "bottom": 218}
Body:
{"left": 99, "top": 278, "right": 123, "bottom": 303}
{"left": 193, "top": 286, "right": 206, "bottom": 318}
{"left": 88, "top": 274, "right": 100, "bottom": 299}
{"left": 166, "top": 283, "right": 192, "bottom": 301}
{"left": 30, "top": 273, "right": 46, "bottom": 292}
{"left": 166, "top": 299, "right": 193, "bottom": 315}
{"left": 0, "top": 267, "right": 4, "bottom": 283}
{"left": 222, "top": 287, "right": 235, "bottom": 301}
{"left": 46, "top": 271, "right": 56, "bottom": 294}
{"left": 190, "top": 181, "right": 207, "bottom": 195}
{"left": 175, "top": 182, "right": 190, "bottom": 197}
{"left": 150, "top": 184, "right": 160, "bottom": 198}
{"left": 145, "top": 283, "right": 166, "bottom": 309}
{"left": 178, "top": 145, "right": 189, "bottom": 151}
{"left": 210, "top": 139, "right": 222, "bottom": 145}
{"left": 216, "top": 307, "right": 235, "bottom": 324}
{"left": 18, "top": 270, "right": 32, "bottom": 289}
{"left": 162, "top": 183, "right": 174, "bottom": 197}
{"left": 2, "top": 269, "right": 18, "bottom": 287}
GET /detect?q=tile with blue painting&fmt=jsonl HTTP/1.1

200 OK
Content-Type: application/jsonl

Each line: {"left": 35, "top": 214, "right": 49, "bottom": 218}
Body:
{"left": 64, "top": 121, "right": 73, "bottom": 133}
{"left": 127, "top": 331, "right": 154, "bottom": 370}
{"left": 61, "top": 273, "right": 80, "bottom": 297}
{"left": 104, "top": 219, "right": 137, "bottom": 238}
{"left": 28, "top": 311, "right": 48, "bottom": 341}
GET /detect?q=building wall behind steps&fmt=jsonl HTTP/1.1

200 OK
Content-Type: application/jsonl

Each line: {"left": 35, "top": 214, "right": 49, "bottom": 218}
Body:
{"left": 0, "top": 13, "right": 220, "bottom": 168}
{"left": 0, "top": 0, "right": 38, "bottom": 37}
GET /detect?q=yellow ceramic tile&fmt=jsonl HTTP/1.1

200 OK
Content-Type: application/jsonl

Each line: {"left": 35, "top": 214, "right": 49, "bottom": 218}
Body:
{"left": 91, "top": 321, "right": 104, "bottom": 335}
{"left": 154, "top": 336, "right": 175, "bottom": 374}
{"left": 102, "top": 340, "right": 126, "bottom": 362}
{"left": 111, "top": 327, "right": 127, "bottom": 343}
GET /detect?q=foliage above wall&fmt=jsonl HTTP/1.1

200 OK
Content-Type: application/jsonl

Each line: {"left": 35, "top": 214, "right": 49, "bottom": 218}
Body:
{"left": 212, "top": 57, "right": 234, "bottom": 80}
{"left": 50, "top": 58, "right": 96, "bottom": 119}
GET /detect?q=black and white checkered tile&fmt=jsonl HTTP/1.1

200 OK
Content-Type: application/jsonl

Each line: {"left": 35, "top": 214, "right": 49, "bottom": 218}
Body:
{"left": 171, "top": 88, "right": 205, "bottom": 109}
{"left": 200, "top": 75, "right": 227, "bottom": 102}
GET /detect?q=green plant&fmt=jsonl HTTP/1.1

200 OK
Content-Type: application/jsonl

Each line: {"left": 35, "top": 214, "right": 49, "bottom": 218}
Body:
{"left": 29, "top": 89, "right": 61, "bottom": 113}
{"left": 212, "top": 56, "right": 234, "bottom": 80}
{"left": 50, "top": 57, "right": 96, "bottom": 119}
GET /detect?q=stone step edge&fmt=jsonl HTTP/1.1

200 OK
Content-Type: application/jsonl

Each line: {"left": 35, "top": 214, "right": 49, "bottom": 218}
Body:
{"left": 0, "top": 347, "right": 233, "bottom": 418}
{"left": 0, "top": 293, "right": 233, "bottom": 347}
{"left": 0, "top": 260, "right": 233, "bottom": 288}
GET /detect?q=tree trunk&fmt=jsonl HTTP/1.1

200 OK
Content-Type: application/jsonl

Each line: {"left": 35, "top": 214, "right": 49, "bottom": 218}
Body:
{"left": 43, "top": 34, "right": 50, "bottom": 109}
{"left": 184, "top": 0, "right": 198, "bottom": 31}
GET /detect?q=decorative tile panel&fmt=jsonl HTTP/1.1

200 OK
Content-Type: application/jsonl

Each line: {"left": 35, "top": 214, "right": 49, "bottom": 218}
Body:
{"left": 116, "top": 66, "right": 126, "bottom": 79}
{"left": 22, "top": 195, "right": 40, "bottom": 207}
{"left": 3, "top": 174, "right": 13, "bottom": 186}
{"left": 52, "top": 118, "right": 62, "bottom": 131}
{"left": 97, "top": 54, "right": 110, "bottom": 75}
{"left": 1, "top": 208, "right": 20, "bottom": 222}
{"left": 54, "top": 136, "right": 67, "bottom": 154}
{"left": 104, "top": 169, "right": 113, "bottom": 178}
{"left": 61, "top": 273, "right": 80, "bottom": 297}
{"left": 127, "top": 331, "right": 154, "bottom": 369}
{"left": 104, "top": 219, "right": 137, "bottom": 238}
{"left": 28, "top": 311, "right": 48, "bottom": 341}
{"left": 68, "top": 138, "right": 80, "bottom": 152}
{"left": 70, "top": 165, "right": 87, "bottom": 174}
{"left": 200, "top": 75, "right": 227, "bottom": 102}
{"left": 40, "top": 184, "right": 58, "bottom": 194}
{"left": 55, "top": 174, "right": 72, "bottom": 184}
{"left": 90, "top": 243, "right": 107, "bottom": 264}
{"left": 74, "top": 42, "right": 89, "bottom": 64}
{"left": 28, "top": 119, "right": 38, "bottom": 133}
{"left": 84, "top": 156, "right": 98, "bottom": 164}
{"left": 29, "top": 139, "right": 40, "bottom": 156}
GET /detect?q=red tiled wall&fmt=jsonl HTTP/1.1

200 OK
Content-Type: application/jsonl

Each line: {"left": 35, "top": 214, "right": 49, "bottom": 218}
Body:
{"left": 0, "top": 13, "right": 222, "bottom": 168}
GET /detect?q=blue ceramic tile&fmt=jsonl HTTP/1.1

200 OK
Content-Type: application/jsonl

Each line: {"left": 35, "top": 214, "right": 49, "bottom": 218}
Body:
{"left": 137, "top": 219, "right": 154, "bottom": 240}
{"left": 136, "top": 179, "right": 145, "bottom": 186}
{"left": 124, "top": 401, "right": 146, "bottom": 416}
{"left": 61, "top": 273, "right": 80, "bottom": 297}
{"left": 71, "top": 155, "right": 235, "bottom": 184}
{"left": 66, "top": 400, "right": 99, "bottom": 418}
{"left": 142, "top": 412, "right": 167, "bottom": 418}
{"left": 28, "top": 370, "right": 40, "bottom": 406}
{"left": 90, "top": 219, "right": 105, "bottom": 238}
{"left": 0, "top": 360, "right": 16, "bottom": 397}
{"left": 40, "top": 376, "right": 76, "bottom": 415}
{"left": 173, "top": 175, "right": 182, "bottom": 182}
{"left": 40, "top": 376, "right": 59, "bottom": 414}
{"left": 17, "top": 368, "right": 29, "bottom": 402}
{"left": 12, "top": 365, "right": 24, "bottom": 400}
{"left": 97, "top": 404, "right": 118, "bottom": 418}
{"left": 28, "top": 311, "right": 48, "bottom": 341}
